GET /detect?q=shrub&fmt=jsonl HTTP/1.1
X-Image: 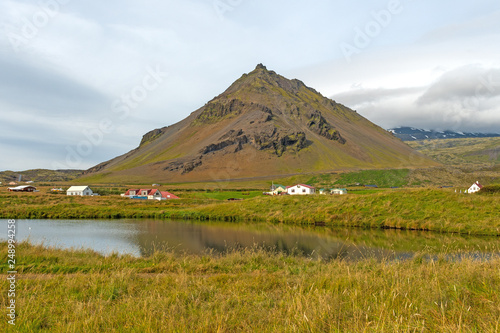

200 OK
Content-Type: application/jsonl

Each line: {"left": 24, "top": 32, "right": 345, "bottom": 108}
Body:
{"left": 479, "top": 185, "right": 500, "bottom": 194}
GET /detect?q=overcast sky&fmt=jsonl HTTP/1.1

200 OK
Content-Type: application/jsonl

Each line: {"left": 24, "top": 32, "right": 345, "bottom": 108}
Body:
{"left": 1, "top": 0, "right": 499, "bottom": 171}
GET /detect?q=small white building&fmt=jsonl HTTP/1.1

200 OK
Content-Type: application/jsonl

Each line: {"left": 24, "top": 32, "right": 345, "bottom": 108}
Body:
{"left": 467, "top": 181, "right": 483, "bottom": 194}
{"left": 266, "top": 184, "right": 287, "bottom": 195}
{"left": 67, "top": 186, "right": 94, "bottom": 196}
{"left": 287, "top": 184, "right": 316, "bottom": 195}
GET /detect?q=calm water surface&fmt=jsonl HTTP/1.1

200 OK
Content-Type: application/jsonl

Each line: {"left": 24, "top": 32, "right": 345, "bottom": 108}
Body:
{"left": 1, "top": 219, "right": 498, "bottom": 260}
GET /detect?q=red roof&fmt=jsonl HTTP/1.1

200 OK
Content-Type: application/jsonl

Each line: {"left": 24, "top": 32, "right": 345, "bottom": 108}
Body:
{"left": 475, "top": 181, "right": 483, "bottom": 188}
{"left": 125, "top": 189, "right": 155, "bottom": 196}
{"left": 124, "top": 189, "right": 140, "bottom": 196}
{"left": 286, "top": 184, "right": 315, "bottom": 189}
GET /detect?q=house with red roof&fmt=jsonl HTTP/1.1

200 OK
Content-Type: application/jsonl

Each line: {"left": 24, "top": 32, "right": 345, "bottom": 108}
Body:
{"left": 286, "top": 184, "right": 316, "bottom": 195}
{"left": 122, "top": 189, "right": 179, "bottom": 200}
{"left": 467, "top": 181, "right": 483, "bottom": 194}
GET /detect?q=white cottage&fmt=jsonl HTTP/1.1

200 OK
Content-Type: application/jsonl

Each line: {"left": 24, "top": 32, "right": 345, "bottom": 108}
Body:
{"left": 331, "top": 188, "right": 347, "bottom": 195}
{"left": 267, "top": 184, "right": 287, "bottom": 195}
{"left": 287, "top": 184, "right": 316, "bottom": 195}
{"left": 467, "top": 181, "right": 483, "bottom": 194}
{"left": 67, "top": 186, "right": 94, "bottom": 196}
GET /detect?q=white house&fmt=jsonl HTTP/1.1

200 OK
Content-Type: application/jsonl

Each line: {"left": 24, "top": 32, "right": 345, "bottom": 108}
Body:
{"left": 287, "top": 184, "right": 316, "bottom": 195}
{"left": 67, "top": 186, "right": 94, "bottom": 196}
{"left": 265, "top": 184, "right": 287, "bottom": 195}
{"left": 331, "top": 188, "right": 347, "bottom": 195}
{"left": 467, "top": 181, "right": 483, "bottom": 194}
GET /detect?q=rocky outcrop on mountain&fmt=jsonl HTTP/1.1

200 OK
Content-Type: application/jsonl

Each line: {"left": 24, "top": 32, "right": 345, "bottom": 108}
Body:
{"left": 140, "top": 128, "right": 166, "bottom": 146}
{"left": 307, "top": 110, "right": 346, "bottom": 144}
{"left": 164, "top": 156, "right": 203, "bottom": 174}
{"left": 199, "top": 127, "right": 308, "bottom": 159}
{"left": 200, "top": 130, "right": 249, "bottom": 154}
{"left": 195, "top": 99, "right": 245, "bottom": 124}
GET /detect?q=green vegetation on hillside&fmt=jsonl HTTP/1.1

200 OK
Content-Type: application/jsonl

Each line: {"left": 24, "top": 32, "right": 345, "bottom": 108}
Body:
{"left": 0, "top": 169, "right": 82, "bottom": 184}
{"left": 2, "top": 242, "right": 500, "bottom": 332}
{"left": 333, "top": 169, "right": 410, "bottom": 187}
{"left": 479, "top": 185, "right": 500, "bottom": 195}
{"left": 407, "top": 137, "right": 500, "bottom": 168}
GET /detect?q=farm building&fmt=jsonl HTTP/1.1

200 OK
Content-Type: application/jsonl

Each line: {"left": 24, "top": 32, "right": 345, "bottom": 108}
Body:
{"left": 8, "top": 185, "right": 37, "bottom": 192}
{"left": 67, "top": 186, "right": 95, "bottom": 196}
{"left": 122, "top": 189, "right": 179, "bottom": 200}
{"left": 287, "top": 184, "right": 316, "bottom": 195}
{"left": 467, "top": 181, "right": 483, "bottom": 194}
{"left": 319, "top": 188, "right": 347, "bottom": 195}
{"left": 331, "top": 188, "right": 347, "bottom": 195}
{"left": 266, "top": 184, "right": 287, "bottom": 195}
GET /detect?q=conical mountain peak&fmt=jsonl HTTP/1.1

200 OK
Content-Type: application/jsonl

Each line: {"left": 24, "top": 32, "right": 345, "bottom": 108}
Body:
{"left": 223, "top": 64, "right": 312, "bottom": 100}
{"left": 255, "top": 63, "right": 267, "bottom": 70}
{"left": 83, "top": 66, "right": 438, "bottom": 183}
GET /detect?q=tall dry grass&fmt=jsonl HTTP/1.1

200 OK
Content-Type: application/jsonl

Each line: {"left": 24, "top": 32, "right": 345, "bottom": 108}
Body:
{"left": 1, "top": 242, "right": 500, "bottom": 332}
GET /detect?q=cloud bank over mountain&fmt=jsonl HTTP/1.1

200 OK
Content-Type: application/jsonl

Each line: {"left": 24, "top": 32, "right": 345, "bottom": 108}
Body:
{"left": 1, "top": 0, "right": 499, "bottom": 170}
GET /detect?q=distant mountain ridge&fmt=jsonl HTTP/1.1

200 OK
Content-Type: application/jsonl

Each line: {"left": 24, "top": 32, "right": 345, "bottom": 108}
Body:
{"left": 81, "top": 65, "right": 438, "bottom": 183}
{"left": 0, "top": 169, "right": 82, "bottom": 184}
{"left": 389, "top": 127, "right": 500, "bottom": 141}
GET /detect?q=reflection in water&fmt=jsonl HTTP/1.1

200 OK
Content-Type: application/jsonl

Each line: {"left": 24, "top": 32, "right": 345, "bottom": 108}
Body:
{"left": 135, "top": 220, "right": 409, "bottom": 261}
{"left": 1, "top": 219, "right": 498, "bottom": 261}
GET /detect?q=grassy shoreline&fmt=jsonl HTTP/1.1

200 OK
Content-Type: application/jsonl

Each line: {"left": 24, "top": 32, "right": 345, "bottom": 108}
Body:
{"left": 1, "top": 188, "right": 499, "bottom": 236}
{"left": 2, "top": 241, "right": 500, "bottom": 332}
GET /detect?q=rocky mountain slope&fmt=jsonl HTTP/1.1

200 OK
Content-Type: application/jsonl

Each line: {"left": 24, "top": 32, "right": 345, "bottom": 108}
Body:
{"left": 82, "top": 65, "right": 438, "bottom": 183}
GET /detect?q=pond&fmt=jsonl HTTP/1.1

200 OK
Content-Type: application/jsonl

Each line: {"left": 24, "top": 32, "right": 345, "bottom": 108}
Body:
{"left": 1, "top": 219, "right": 499, "bottom": 261}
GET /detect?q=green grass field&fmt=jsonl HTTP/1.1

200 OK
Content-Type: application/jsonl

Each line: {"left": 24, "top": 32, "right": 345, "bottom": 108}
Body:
{"left": 333, "top": 169, "right": 410, "bottom": 187}
{"left": 1, "top": 187, "right": 499, "bottom": 235}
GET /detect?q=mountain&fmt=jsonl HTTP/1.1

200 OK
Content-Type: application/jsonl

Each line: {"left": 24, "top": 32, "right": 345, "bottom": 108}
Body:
{"left": 82, "top": 65, "right": 438, "bottom": 183}
{"left": 0, "top": 169, "right": 83, "bottom": 184}
{"left": 389, "top": 127, "right": 500, "bottom": 141}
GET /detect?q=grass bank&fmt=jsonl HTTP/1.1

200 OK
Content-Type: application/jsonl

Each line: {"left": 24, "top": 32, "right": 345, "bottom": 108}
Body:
{"left": 1, "top": 188, "right": 499, "bottom": 235}
{"left": 1, "top": 242, "right": 500, "bottom": 332}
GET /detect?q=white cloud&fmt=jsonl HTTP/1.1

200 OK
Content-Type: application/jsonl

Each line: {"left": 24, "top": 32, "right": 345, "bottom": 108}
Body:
{"left": 333, "top": 65, "right": 500, "bottom": 133}
{"left": 1, "top": 0, "right": 500, "bottom": 170}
